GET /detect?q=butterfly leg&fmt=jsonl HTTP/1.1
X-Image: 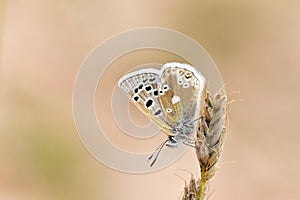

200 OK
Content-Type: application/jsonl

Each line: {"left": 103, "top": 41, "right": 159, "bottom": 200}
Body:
{"left": 180, "top": 134, "right": 196, "bottom": 148}
{"left": 183, "top": 140, "right": 196, "bottom": 148}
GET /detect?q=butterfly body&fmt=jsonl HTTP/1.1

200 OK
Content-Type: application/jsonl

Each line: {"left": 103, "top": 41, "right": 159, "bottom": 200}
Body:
{"left": 118, "top": 62, "right": 206, "bottom": 165}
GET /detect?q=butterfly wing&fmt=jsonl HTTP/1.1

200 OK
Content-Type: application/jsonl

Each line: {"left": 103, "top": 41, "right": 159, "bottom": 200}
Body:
{"left": 158, "top": 63, "right": 207, "bottom": 128}
{"left": 118, "top": 68, "right": 172, "bottom": 134}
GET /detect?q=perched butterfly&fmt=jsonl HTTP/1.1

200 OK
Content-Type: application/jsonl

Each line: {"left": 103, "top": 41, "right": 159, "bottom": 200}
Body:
{"left": 118, "top": 62, "right": 207, "bottom": 166}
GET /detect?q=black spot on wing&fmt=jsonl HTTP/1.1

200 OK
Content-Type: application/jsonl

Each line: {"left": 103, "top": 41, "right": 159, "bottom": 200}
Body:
{"left": 149, "top": 78, "right": 156, "bottom": 82}
{"left": 145, "top": 85, "right": 152, "bottom": 91}
{"left": 154, "top": 109, "right": 161, "bottom": 116}
{"left": 145, "top": 99, "right": 153, "bottom": 108}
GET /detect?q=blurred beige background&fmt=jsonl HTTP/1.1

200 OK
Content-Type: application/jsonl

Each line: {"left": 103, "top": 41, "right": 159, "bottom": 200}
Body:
{"left": 1, "top": 0, "right": 300, "bottom": 200}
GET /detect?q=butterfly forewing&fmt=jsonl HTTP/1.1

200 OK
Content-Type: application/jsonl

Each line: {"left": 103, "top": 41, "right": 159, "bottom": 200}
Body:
{"left": 118, "top": 68, "right": 172, "bottom": 133}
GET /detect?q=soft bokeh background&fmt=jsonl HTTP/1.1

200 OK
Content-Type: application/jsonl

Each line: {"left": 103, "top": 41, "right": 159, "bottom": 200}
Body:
{"left": 1, "top": 0, "right": 300, "bottom": 199}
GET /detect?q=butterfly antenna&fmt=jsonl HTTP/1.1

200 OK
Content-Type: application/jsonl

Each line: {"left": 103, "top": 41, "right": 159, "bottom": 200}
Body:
{"left": 148, "top": 138, "right": 170, "bottom": 167}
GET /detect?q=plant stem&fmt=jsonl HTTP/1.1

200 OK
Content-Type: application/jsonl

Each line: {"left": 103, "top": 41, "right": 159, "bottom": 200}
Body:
{"left": 198, "top": 169, "right": 208, "bottom": 200}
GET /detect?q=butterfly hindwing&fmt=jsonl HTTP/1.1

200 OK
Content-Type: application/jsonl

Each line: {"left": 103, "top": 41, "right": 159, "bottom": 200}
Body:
{"left": 158, "top": 63, "right": 207, "bottom": 128}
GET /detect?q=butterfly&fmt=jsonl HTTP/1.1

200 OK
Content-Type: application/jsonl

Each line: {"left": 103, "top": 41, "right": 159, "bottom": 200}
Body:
{"left": 118, "top": 62, "right": 207, "bottom": 166}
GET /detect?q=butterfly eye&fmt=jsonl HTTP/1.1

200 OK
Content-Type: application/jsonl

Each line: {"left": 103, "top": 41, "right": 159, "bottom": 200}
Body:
{"left": 168, "top": 135, "right": 178, "bottom": 144}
